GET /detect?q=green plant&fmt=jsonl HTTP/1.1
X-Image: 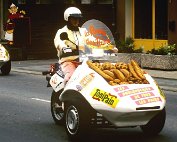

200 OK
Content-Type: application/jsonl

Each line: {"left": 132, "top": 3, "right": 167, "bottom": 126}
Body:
{"left": 116, "top": 36, "right": 143, "bottom": 53}
{"left": 147, "top": 44, "right": 176, "bottom": 55}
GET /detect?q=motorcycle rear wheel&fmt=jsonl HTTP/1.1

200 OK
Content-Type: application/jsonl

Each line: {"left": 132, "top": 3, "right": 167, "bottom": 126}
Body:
{"left": 1, "top": 60, "right": 11, "bottom": 75}
{"left": 51, "top": 90, "right": 64, "bottom": 125}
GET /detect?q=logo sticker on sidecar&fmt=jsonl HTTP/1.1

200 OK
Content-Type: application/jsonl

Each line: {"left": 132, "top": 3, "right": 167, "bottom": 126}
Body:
{"left": 76, "top": 73, "right": 95, "bottom": 91}
{"left": 91, "top": 88, "right": 119, "bottom": 108}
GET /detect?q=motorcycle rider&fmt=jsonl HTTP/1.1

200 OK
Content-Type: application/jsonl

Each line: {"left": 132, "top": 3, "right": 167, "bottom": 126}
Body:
{"left": 54, "top": 7, "right": 118, "bottom": 85}
{"left": 54, "top": 7, "right": 84, "bottom": 85}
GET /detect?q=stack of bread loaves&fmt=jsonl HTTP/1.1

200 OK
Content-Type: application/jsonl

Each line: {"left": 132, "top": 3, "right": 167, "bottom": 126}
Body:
{"left": 86, "top": 59, "right": 149, "bottom": 86}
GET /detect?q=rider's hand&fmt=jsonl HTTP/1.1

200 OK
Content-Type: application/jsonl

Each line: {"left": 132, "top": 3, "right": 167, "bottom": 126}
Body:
{"left": 113, "top": 47, "right": 118, "bottom": 53}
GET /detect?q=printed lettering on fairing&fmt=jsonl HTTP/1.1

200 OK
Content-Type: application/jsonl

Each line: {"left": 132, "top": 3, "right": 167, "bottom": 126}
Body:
{"left": 91, "top": 88, "right": 119, "bottom": 108}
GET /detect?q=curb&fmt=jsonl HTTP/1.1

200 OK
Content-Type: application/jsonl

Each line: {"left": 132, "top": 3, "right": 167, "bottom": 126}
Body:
{"left": 11, "top": 69, "right": 42, "bottom": 75}
{"left": 160, "top": 86, "right": 177, "bottom": 92}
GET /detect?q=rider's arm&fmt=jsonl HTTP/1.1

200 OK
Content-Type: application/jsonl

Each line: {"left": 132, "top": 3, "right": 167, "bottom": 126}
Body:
{"left": 54, "top": 31, "right": 62, "bottom": 53}
{"left": 54, "top": 28, "right": 68, "bottom": 58}
{"left": 54, "top": 27, "right": 79, "bottom": 64}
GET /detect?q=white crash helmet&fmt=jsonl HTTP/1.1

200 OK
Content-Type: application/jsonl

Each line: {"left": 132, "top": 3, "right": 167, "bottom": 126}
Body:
{"left": 64, "top": 7, "right": 82, "bottom": 21}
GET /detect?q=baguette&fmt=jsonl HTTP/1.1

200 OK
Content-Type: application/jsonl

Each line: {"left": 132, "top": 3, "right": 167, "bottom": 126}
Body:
{"left": 128, "top": 63, "right": 141, "bottom": 80}
{"left": 131, "top": 60, "right": 145, "bottom": 80}
{"left": 87, "top": 61, "right": 114, "bottom": 81}
{"left": 103, "top": 70, "right": 116, "bottom": 79}
{"left": 120, "top": 69, "right": 130, "bottom": 78}
{"left": 113, "top": 69, "right": 126, "bottom": 82}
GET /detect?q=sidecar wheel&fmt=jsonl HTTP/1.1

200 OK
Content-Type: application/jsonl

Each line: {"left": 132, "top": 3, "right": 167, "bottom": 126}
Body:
{"left": 51, "top": 91, "right": 64, "bottom": 125}
{"left": 65, "top": 102, "right": 90, "bottom": 140}
{"left": 1, "top": 60, "right": 11, "bottom": 75}
{"left": 140, "top": 107, "right": 166, "bottom": 136}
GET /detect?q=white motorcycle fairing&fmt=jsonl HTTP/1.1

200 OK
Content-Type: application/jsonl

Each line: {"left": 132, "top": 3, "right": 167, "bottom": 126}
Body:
{"left": 50, "top": 69, "right": 65, "bottom": 92}
{"left": 0, "top": 44, "right": 10, "bottom": 67}
{"left": 59, "top": 60, "right": 166, "bottom": 128}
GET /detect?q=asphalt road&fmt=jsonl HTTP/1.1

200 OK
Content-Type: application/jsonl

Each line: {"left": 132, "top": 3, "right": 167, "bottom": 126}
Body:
{"left": 0, "top": 72, "right": 70, "bottom": 142}
{"left": 152, "top": 78, "right": 177, "bottom": 93}
{"left": 0, "top": 72, "right": 177, "bottom": 142}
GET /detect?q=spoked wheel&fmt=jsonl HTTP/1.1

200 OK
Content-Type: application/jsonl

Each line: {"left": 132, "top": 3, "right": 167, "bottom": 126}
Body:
{"left": 140, "top": 107, "right": 166, "bottom": 136}
{"left": 51, "top": 90, "right": 64, "bottom": 125}
{"left": 65, "top": 102, "right": 91, "bottom": 141}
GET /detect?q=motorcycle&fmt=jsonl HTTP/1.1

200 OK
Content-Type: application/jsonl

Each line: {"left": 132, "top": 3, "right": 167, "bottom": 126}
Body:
{"left": 43, "top": 20, "right": 166, "bottom": 141}
{"left": 0, "top": 41, "right": 11, "bottom": 75}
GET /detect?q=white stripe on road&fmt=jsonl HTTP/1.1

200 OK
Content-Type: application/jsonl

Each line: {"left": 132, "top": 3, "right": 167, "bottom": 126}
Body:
{"left": 31, "top": 98, "right": 50, "bottom": 103}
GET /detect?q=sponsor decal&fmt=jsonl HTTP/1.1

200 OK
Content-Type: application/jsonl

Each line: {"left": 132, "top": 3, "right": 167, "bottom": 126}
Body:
{"left": 130, "top": 92, "right": 155, "bottom": 100}
{"left": 85, "top": 25, "right": 111, "bottom": 49}
{"left": 135, "top": 97, "right": 162, "bottom": 105}
{"left": 153, "top": 81, "right": 166, "bottom": 100}
{"left": 118, "top": 87, "right": 154, "bottom": 97}
{"left": 77, "top": 73, "right": 94, "bottom": 90}
{"left": 82, "top": 19, "right": 116, "bottom": 51}
{"left": 157, "top": 85, "right": 166, "bottom": 100}
{"left": 159, "top": 88, "right": 166, "bottom": 100}
{"left": 91, "top": 88, "right": 119, "bottom": 108}
{"left": 114, "top": 86, "right": 129, "bottom": 92}
{"left": 76, "top": 85, "right": 82, "bottom": 91}
{"left": 50, "top": 73, "right": 65, "bottom": 92}
{"left": 0, "top": 54, "right": 4, "bottom": 58}
{"left": 0, "top": 48, "right": 5, "bottom": 59}
{"left": 51, "top": 75, "right": 58, "bottom": 84}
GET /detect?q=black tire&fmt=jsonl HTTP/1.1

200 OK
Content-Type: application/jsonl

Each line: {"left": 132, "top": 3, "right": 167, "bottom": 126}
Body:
{"left": 1, "top": 60, "right": 11, "bottom": 75}
{"left": 140, "top": 108, "right": 166, "bottom": 136}
{"left": 51, "top": 90, "right": 64, "bottom": 125}
{"left": 65, "top": 101, "right": 91, "bottom": 141}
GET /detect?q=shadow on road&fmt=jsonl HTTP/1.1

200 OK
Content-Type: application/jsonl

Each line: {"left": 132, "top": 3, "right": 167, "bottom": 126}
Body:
{"left": 76, "top": 128, "right": 168, "bottom": 142}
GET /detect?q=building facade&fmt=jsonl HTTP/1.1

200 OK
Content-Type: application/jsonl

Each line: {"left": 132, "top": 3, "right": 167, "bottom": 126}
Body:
{"left": 0, "top": 0, "right": 177, "bottom": 59}
{"left": 116, "top": 0, "right": 177, "bottom": 51}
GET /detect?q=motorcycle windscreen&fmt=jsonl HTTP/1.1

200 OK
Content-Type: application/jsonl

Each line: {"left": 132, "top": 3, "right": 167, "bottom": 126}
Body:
{"left": 80, "top": 19, "right": 116, "bottom": 60}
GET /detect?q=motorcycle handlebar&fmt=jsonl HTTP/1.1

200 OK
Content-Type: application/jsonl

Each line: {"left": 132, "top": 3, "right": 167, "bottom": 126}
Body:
{"left": 42, "top": 71, "right": 50, "bottom": 75}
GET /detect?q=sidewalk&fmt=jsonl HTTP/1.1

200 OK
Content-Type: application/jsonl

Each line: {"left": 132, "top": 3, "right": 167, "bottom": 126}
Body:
{"left": 11, "top": 59, "right": 177, "bottom": 79}
{"left": 11, "top": 59, "right": 177, "bottom": 92}
{"left": 11, "top": 59, "right": 58, "bottom": 75}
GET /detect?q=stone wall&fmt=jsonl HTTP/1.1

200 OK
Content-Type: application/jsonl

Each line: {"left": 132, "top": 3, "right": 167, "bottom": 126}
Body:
{"left": 141, "top": 54, "right": 177, "bottom": 70}
{"left": 89, "top": 53, "right": 177, "bottom": 71}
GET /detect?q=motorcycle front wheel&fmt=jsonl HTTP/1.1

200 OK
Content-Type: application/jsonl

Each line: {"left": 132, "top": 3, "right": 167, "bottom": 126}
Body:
{"left": 51, "top": 90, "right": 64, "bottom": 125}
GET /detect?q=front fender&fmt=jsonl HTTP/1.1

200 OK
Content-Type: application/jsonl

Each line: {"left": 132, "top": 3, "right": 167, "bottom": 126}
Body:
{"left": 59, "top": 89, "right": 90, "bottom": 105}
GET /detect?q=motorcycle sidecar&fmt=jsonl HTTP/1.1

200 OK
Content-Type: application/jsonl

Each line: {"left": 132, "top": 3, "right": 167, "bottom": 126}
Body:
{"left": 52, "top": 60, "right": 166, "bottom": 140}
